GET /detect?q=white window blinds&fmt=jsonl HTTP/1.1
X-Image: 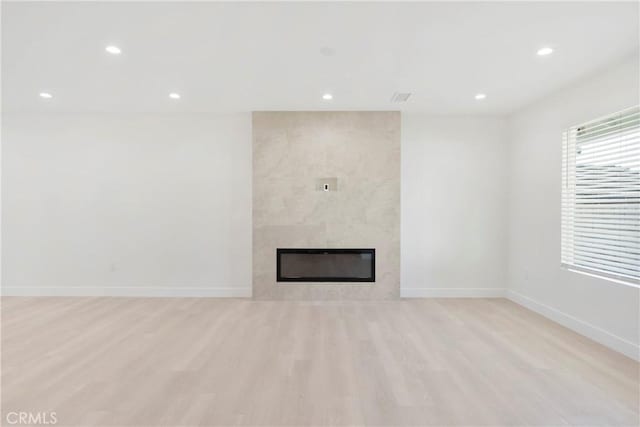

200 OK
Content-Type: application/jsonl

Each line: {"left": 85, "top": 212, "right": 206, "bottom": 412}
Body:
{"left": 562, "top": 106, "right": 640, "bottom": 285}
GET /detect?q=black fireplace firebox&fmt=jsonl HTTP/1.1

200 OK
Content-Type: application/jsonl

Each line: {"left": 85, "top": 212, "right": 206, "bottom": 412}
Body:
{"left": 277, "top": 249, "right": 375, "bottom": 282}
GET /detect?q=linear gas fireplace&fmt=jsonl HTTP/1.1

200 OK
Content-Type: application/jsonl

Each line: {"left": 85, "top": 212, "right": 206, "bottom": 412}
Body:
{"left": 277, "top": 249, "right": 375, "bottom": 282}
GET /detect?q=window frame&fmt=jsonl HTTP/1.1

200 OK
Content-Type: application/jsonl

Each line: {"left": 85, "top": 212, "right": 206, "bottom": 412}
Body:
{"left": 561, "top": 106, "right": 640, "bottom": 288}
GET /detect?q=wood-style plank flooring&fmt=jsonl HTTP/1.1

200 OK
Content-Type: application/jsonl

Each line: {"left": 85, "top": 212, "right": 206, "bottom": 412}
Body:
{"left": 1, "top": 297, "right": 638, "bottom": 426}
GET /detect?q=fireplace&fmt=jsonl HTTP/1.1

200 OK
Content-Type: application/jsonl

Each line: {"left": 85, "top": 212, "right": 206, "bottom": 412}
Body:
{"left": 277, "top": 249, "right": 375, "bottom": 282}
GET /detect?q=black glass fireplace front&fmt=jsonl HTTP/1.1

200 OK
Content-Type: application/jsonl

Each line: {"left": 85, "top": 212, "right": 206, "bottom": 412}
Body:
{"left": 277, "top": 249, "right": 375, "bottom": 282}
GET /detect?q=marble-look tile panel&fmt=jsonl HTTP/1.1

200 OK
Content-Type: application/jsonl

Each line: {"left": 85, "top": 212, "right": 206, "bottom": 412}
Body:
{"left": 253, "top": 112, "right": 400, "bottom": 299}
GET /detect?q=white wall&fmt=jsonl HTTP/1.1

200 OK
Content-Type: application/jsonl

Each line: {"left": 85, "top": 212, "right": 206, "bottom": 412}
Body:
{"left": 2, "top": 113, "right": 252, "bottom": 297}
{"left": 401, "top": 116, "right": 508, "bottom": 297}
{"left": 507, "top": 55, "right": 640, "bottom": 359}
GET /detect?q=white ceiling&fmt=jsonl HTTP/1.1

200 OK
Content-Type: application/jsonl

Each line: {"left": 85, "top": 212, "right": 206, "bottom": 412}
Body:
{"left": 3, "top": 1, "right": 639, "bottom": 114}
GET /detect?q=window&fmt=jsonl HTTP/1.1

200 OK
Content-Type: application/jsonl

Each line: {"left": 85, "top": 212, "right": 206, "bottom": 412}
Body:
{"left": 562, "top": 106, "right": 639, "bottom": 285}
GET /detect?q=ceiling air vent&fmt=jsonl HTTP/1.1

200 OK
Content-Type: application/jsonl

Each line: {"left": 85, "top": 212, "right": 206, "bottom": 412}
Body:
{"left": 391, "top": 92, "right": 411, "bottom": 103}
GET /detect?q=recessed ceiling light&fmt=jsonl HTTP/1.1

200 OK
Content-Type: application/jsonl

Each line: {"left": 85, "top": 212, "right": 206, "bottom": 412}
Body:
{"left": 169, "top": 92, "right": 181, "bottom": 100}
{"left": 475, "top": 93, "right": 486, "bottom": 100}
{"left": 39, "top": 92, "right": 53, "bottom": 99}
{"left": 105, "top": 45, "right": 122, "bottom": 55}
{"left": 537, "top": 47, "right": 553, "bottom": 56}
{"left": 322, "top": 93, "right": 333, "bottom": 100}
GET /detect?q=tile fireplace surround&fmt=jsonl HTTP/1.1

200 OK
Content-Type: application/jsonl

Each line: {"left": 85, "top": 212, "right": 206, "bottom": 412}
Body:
{"left": 252, "top": 111, "right": 400, "bottom": 299}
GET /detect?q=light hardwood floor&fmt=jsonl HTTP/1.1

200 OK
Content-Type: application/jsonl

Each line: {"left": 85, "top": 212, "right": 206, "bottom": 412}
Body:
{"left": 1, "top": 297, "right": 638, "bottom": 426}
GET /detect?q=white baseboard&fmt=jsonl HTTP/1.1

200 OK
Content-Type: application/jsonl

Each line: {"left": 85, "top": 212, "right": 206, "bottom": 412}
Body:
{"left": 0, "top": 286, "right": 252, "bottom": 298}
{"left": 507, "top": 290, "right": 639, "bottom": 361}
{"left": 401, "top": 287, "right": 507, "bottom": 298}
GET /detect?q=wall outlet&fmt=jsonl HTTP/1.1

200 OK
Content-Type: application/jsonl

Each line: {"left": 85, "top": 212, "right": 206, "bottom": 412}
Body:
{"left": 316, "top": 177, "right": 338, "bottom": 192}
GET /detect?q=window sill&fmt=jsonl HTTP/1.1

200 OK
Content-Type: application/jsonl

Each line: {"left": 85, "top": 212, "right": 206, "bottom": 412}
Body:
{"left": 563, "top": 265, "right": 640, "bottom": 289}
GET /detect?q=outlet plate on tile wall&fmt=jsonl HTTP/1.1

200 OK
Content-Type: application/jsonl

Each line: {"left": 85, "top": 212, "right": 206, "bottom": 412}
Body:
{"left": 316, "top": 177, "right": 338, "bottom": 192}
